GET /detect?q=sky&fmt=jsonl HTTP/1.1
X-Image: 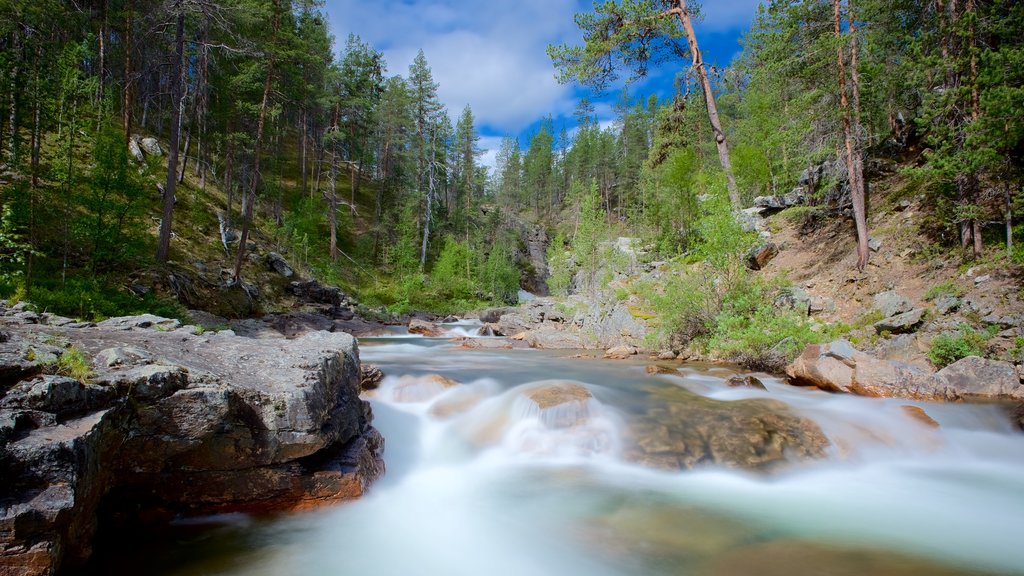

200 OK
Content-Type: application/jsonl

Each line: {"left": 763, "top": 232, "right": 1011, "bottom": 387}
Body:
{"left": 323, "top": 0, "right": 763, "bottom": 169}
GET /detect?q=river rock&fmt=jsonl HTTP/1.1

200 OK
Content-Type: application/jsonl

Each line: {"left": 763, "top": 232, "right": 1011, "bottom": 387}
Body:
{"left": 725, "top": 375, "right": 768, "bottom": 390}
{"left": 360, "top": 364, "right": 384, "bottom": 391}
{"left": 390, "top": 374, "right": 458, "bottom": 403}
{"left": 604, "top": 345, "right": 638, "bottom": 359}
{"left": 873, "top": 291, "right": 913, "bottom": 318}
{"left": 0, "top": 315, "right": 382, "bottom": 574}
{"left": 926, "top": 356, "right": 1024, "bottom": 401}
{"left": 521, "top": 382, "right": 594, "bottom": 428}
{"left": 290, "top": 280, "right": 345, "bottom": 308}
{"left": 646, "top": 365, "right": 680, "bottom": 376}
{"left": 901, "top": 405, "right": 939, "bottom": 428}
{"left": 873, "top": 308, "right": 926, "bottom": 334}
{"left": 408, "top": 318, "right": 444, "bottom": 337}
{"left": 787, "top": 341, "right": 1024, "bottom": 402}
{"left": 479, "top": 307, "right": 513, "bottom": 324}
{"left": 624, "top": 386, "right": 829, "bottom": 472}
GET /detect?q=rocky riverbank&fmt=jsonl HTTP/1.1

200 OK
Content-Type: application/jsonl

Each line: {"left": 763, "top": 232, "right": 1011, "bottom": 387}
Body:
{"left": 0, "top": 304, "right": 383, "bottom": 576}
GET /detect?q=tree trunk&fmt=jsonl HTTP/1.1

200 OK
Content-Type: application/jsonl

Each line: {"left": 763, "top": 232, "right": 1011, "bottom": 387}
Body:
{"left": 1007, "top": 183, "right": 1014, "bottom": 257}
{"left": 328, "top": 145, "right": 339, "bottom": 262}
{"left": 233, "top": 0, "right": 280, "bottom": 283}
{"left": 966, "top": 0, "right": 982, "bottom": 260}
{"left": 846, "top": 0, "right": 870, "bottom": 270}
{"left": 178, "top": 119, "right": 191, "bottom": 184}
{"left": 26, "top": 44, "right": 42, "bottom": 289}
{"left": 420, "top": 128, "right": 436, "bottom": 270}
{"left": 123, "top": 0, "right": 133, "bottom": 139}
{"left": 834, "top": 0, "right": 869, "bottom": 270}
{"left": 97, "top": 0, "right": 107, "bottom": 108}
{"left": 674, "top": 0, "right": 740, "bottom": 211}
{"left": 155, "top": 5, "right": 184, "bottom": 263}
{"left": 6, "top": 28, "right": 20, "bottom": 167}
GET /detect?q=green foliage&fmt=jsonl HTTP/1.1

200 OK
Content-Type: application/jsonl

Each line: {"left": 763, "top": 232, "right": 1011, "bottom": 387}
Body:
{"left": 45, "top": 345, "right": 93, "bottom": 382}
{"left": 691, "top": 173, "right": 757, "bottom": 267}
{"left": 641, "top": 148, "right": 700, "bottom": 255}
{"left": 480, "top": 239, "right": 519, "bottom": 304}
{"left": 928, "top": 326, "right": 989, "bottom": 368}
{"left": 430, "top": 237, "right": 475, "bottom": 300}
{"left": 11, "top": 277, "right": 186, "bottom": 322}
{"left": 546, "top": 232, "right": 573, "bottom": 297}
{"left": 0, "top": 205, "right": 32, "bottom": 283}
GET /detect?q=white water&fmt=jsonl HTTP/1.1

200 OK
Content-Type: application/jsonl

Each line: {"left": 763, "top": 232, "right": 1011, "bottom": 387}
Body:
{"left": 115, "top": 334, "right": 1024, "bottom": 576}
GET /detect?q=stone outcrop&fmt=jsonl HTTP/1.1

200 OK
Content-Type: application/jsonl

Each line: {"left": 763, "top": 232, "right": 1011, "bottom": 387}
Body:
{"left": 0, "top": 307, "right": 383, "bottom": 575}
{"left": 787, "top": 340, "right": 1024, "bottom": 402}
{"left": 493, "top": 297, "right": 648, "bottom": 351}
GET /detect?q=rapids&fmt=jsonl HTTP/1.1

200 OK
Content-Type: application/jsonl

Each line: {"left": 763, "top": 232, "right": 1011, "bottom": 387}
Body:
{"left": 94, "top": 323, "right": 1024, "bottom": 576}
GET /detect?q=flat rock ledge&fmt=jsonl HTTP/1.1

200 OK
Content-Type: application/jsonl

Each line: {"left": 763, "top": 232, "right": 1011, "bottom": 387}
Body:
{"left": 0, "top": 306, "right": 383, "bottom": 576}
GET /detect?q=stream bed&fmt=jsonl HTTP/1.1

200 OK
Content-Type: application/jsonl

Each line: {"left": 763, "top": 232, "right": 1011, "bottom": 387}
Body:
{"left": 95, "top": 325, "right": 1024, "bottom": 575}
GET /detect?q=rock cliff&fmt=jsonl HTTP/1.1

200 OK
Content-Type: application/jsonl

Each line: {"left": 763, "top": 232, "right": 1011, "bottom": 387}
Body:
{"left": 0, "top": 305, "right": 383, "bottom": 575}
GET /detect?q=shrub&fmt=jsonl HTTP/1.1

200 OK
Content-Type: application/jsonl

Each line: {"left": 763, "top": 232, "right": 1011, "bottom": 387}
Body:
{"left": 928, "top": 326, "right": 988, "bottom": 368}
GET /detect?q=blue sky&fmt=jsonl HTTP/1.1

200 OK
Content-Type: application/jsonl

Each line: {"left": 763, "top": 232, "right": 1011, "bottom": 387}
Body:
{"left": 323, "top": 0, "right": 763, "bottom": 168}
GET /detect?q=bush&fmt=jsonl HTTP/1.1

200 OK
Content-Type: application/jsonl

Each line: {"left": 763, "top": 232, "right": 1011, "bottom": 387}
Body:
{"left": 14, "top": 276, "right": 186, "bottom": 321}
{"left": 928, "top": 327, "right": 988, "bottom": 368}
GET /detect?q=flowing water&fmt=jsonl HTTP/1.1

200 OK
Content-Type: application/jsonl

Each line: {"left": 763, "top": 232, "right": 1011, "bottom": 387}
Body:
{"left": 98, "top": 324, "right": 1024, "bottom": 576}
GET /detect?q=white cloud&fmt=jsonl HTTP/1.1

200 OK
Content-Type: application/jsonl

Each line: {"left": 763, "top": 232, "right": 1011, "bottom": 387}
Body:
{"left": 323, "top": 0, "right": 761, "bottom": 143}
{"left": 325, "top": 0, "right": 583, "bottom": 133}
{"left": 697, "top": 0, "right": 764, "bottom": 32}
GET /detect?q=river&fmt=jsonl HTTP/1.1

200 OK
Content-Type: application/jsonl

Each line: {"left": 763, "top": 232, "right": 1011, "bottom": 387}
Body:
{"left": 96, "top": 322, "right": 1024, "bottom": 575}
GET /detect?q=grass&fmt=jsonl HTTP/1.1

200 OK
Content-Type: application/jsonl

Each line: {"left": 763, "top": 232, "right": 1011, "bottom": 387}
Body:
{"left": 924, "top": 281, "right": 966, "bottom": 301}
{"left": 45, "top": 345, "right": 94, "bottom": 382}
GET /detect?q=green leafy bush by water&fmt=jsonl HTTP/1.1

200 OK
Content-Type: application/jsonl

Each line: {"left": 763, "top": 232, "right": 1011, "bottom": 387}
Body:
{"left": 928, "top": 326, "right": 989, "bottom": 368}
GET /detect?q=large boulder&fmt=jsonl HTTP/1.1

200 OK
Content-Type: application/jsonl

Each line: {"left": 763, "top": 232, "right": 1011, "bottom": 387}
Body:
{"left": 139, "top": 137, "right": 162, "bottom": 157}
{"left": 873, "top": 291, "right": 913, "bottom": 319}
{"left": 927, "top": 356, "right": 1024, "bottom": 401}
{"left": 787, "top": 341, "right": 1024, "bottom": 401}
{"left": 0, "top": 312, "right": 383, "bottom": 574}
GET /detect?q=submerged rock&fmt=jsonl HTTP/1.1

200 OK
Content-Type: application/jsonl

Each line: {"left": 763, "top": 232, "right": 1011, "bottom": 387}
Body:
{"left": 624, "top": 386, "right": 829, "bottom": 472}
{"left": 725, "top": 375, "right": 768, "bottom": 390}
{"left": 390, "top": 374, "right": 459, "bottom": 403}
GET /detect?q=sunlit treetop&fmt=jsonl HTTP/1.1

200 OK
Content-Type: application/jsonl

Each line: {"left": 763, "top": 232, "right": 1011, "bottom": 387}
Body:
{"left": 547, "top": 0, "right": 705, "bottom": 92}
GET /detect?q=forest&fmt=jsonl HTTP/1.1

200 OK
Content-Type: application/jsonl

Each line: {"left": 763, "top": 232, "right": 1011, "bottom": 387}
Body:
{"left": 0, "top": 0, "right": 1020, "bottom": 331}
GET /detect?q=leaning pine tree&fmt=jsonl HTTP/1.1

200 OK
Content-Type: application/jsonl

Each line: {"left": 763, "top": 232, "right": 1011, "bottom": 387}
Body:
{"left": 548, "top": 0, "right": 742, "bottom": 211}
